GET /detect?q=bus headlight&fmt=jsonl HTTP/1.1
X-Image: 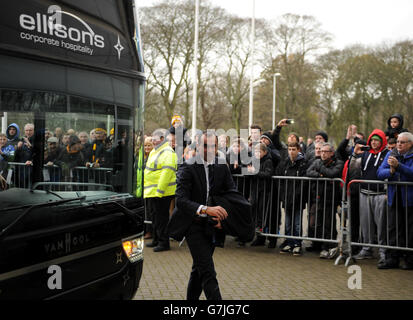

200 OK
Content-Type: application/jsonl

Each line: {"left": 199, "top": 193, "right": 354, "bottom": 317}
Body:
{"left": 122, "top": 236, "right": 144, "bottom": 262}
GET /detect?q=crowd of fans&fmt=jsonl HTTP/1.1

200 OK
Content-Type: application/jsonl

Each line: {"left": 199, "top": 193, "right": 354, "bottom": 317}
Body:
{"left": 1, "top": 112, "right": 412, "bottom": 270}
{"left": 0, "top": 122, "right": 123, "bottom": 187}
{"left": 143, "top": 113, "right": 413, "bottom": 270}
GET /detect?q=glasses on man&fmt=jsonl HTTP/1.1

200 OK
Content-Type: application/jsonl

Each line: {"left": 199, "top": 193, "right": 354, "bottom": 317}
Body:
{"left": 396, "top": 140, "right": 409, "bottom": 144}
{"left": 320, "top": 150, "right": 332, "bottom": 153}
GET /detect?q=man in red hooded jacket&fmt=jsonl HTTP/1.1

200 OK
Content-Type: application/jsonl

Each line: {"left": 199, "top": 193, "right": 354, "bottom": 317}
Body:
{"left": 352, "top": 129, "right": 388, "bottom": 264}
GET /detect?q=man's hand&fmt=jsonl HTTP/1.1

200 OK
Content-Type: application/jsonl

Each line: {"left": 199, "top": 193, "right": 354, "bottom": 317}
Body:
{"left": 388, "top": 156, "right": 399, "bottom": 168}
{"left": 86, "top": 162, "right": 100, "bottom": 168}
{"left": 46, "top": 161, "right": 54, "bottom": 166}
{"left": 212, "top": 218, "right": 223, "bottom": 229}
{"left": 346, "top": 125, "right": 352, "bottom": 140}
{"left": 353, "top": 144, "right": 364, "bottom": 155}
{"left": 346, "top": 125, "right": 357, "bottom": 140}
{"left": 351, "top": 125, "right": 358, "bottom": 137}
{"left": 206, "top": 206, "right": 228, "bottom": 221}
{"left": 23, "top": 137, "right": 32, "bottom": 148}
{"left": 25, "top": 161, "right": 33, "bottom": 166}
{"left": 277, "top": 119, "right": 289, "bottom": 127}
{"left": 388, "top": 156, "right": 399, "bottom": 175}
{"left": 247, "top": 164, "right": 256, "bottom": 173}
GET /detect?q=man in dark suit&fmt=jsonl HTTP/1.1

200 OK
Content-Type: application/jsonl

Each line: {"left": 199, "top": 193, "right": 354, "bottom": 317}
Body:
{"left": 168, "top": 131, "right": 236, "bottom": 300}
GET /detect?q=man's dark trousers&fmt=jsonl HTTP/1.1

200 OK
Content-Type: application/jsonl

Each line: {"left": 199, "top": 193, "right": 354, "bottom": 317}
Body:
{"left": 186, "top": 223, "right": 222, "bottom": 300}
{"left": 151, "top": 195, "right": 174, "bottom": 248}
{"left": 387, "top": 190, "right": 413, "bottom": 265}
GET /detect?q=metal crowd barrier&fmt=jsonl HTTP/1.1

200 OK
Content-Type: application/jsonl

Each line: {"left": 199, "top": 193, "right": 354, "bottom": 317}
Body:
{"left": 233, "top": 174, "right": 345, "bottom": 255}
{"left": 233, "top": 174, "right": 413, "bottom": 267}
{"left": 341, "top": 179, "right": 413, "bottom": 266}
{"left": 5, "top": 162, "right": 113, "bottom": 191}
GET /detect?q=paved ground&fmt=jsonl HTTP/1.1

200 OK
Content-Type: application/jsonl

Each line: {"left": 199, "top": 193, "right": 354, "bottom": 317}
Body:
{"left": 134, "top": 236, "right": 413, "bottom": 300}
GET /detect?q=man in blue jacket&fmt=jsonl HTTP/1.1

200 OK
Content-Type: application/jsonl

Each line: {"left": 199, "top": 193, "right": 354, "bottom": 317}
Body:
{"left": 377, "top": 132, "right": 413, "bottom": 270}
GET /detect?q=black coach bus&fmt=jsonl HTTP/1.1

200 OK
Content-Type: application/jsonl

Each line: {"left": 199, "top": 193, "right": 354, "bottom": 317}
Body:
{"left": 0, "top": 0, "right": 145, "bottom": 299}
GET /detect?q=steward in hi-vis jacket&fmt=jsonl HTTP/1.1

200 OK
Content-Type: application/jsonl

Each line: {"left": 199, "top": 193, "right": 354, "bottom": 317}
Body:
{"left": 144, "top": 129, "right": 177, "bottom": 252}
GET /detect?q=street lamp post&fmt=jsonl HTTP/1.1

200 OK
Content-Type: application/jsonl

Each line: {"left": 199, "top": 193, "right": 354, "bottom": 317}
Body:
{"left": 191, "top": 0, "right": 199, "bottom": 142}
{"left": 248, "top": 0, "right": 255, "bottom": 135}
{"left": 272, "top": 73, "right": 281, "bottom": 130}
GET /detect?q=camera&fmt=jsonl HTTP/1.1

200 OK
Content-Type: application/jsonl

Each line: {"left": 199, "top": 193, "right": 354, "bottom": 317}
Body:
{"left": 286, "top": 119, "right": 294, "bottom": 124}
{"left": 361, "top": 146, "right": 371, "bottom": 151}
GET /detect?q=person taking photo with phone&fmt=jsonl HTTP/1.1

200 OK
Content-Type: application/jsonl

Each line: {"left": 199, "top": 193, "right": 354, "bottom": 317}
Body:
{"left": 352, "top": 129, "right": 388, "bottom": 264}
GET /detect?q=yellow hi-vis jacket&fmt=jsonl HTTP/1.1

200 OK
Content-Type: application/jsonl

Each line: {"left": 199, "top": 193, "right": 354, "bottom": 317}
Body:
{"left": 143, "top": 141, "right": 177, "bottom": 198}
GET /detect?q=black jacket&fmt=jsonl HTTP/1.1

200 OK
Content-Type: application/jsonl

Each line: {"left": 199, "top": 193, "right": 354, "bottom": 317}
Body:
{"left": 305, "top": 143, "right": 315, "bottom": 163}
{"left": 306, "top": 155, "right": 344, "bottom": 205}
{"left": 55, "top": 148, "right": 85, "bottom": 170}
{"left": 384, "top": 113, "right": 408, "bottom": 139}
{"left": 336, "top": 137, "right": 366, "bottom": 162}
{"left": 85, "top": 140, "right": 105, "bottom": 163}
{"left": 249, "top": 152, "right": 274, "bottom": 200}
{"left": 167, "top": 155, "right": 236, "bottom": 241}
{"left": 276, "top": 153, "right": 308, "bottom": 208}
{"left": 211, "top": 190, "right": 254, "bottom": 242}
{"left": 44, "top": 147, "right": 63, "bottom": 163}
{"left": 255, "top": 152, "right": 274, "bottom": 178}
{"left": 14, "top": 136, "right": 33, "bottom": 163}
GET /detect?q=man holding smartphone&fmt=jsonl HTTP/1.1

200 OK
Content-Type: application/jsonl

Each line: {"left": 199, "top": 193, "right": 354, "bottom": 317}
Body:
{"left": 352, "top": 129, "right": 388, "bottom": 263}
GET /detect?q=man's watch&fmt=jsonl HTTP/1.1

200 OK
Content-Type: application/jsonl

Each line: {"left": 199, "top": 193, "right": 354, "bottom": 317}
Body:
{"left": 201, "top": 206, "right": 208, "bottom": 215}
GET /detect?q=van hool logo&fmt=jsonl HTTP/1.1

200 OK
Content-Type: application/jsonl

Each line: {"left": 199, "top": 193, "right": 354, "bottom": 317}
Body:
{"left": 44, "top": 232, "right": 91, "bottom": 255}
{"left": 18, "top": 5, "right": 109, "bottom": 56}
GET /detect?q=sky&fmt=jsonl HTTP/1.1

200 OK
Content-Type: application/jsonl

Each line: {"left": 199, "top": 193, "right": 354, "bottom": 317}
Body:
{"left": 138, "top": 0, "right": 413, "bottom": 49}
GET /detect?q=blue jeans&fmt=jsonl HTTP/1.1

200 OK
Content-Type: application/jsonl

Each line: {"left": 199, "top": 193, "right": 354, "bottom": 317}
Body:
{"left": 284, "top": 204, "right": 303, "bottom": 247}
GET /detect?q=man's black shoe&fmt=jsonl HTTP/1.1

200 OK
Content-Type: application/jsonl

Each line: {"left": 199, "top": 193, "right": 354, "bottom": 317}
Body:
{"left": 153, "top": 246, "right": 170, "bottom": 252}
{"left": 146, "top": 242, "right": 158, "bottom": 248}
{"left": 377, "top": 260, "right": 399, "bottom": 269}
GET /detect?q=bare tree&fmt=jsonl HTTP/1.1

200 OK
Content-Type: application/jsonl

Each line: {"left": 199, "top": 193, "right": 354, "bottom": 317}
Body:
{"left": 252, "top": 14, "right": 333, "bottom": 137}
{"left": 140, "top": 0, "right": 195, "bottom": 124}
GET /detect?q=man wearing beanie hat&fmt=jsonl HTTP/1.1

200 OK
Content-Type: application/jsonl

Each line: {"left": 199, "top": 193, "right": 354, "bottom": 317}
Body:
{"left": 352, "top": 129, "right": 389, "bottom": 264}
{"left": 315, "top": 131, "right": 328, "bottom": 143}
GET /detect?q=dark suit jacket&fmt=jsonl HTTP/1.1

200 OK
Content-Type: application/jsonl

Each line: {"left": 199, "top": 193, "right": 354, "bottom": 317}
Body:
{"left": 167, "top": 155, "right": 236, "bottom": 241}
{"left": 211, "top": 190, "right": 254, "bottom": 242}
